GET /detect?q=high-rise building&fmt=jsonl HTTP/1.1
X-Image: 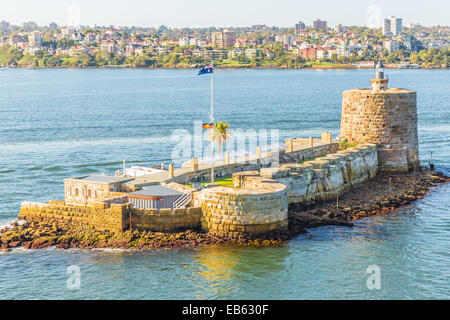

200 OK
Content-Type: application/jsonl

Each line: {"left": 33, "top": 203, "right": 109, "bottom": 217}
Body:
{"left": 382, "top": 19, "right": 391, "bottom": 35}
{"left": 392, "top": 17, "right": 402, "bottom": 35}
{"left": 212, "top": 29, "right": 235, "bottom": 48}
{"left": 0, "top": 20, "right": 10, "bottom": 32}
{"left": 28, "top": 32, "right": 43, "bottom": 47}
{"left": 21, "top": 21, "right": 38, "bottom": 31}
{"left": 313, "top": 19, "right": 327, "bottom": 31}
{"left": 49, "top": 22, "right": 58, "bottom": 31}
{"left": 295, "top": 21, "right": 306, "bottom": 34}
{"left": 382, "top": 16, "right": 402, "bottom": 36}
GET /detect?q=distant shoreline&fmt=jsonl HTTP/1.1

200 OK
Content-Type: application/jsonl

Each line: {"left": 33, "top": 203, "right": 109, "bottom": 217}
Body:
{"left": 6, "top": 64, "right": 448, "bottom": 70}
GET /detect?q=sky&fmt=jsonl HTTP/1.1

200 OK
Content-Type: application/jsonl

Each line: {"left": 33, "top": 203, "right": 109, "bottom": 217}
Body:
{"left": 1, "top": 0, "right": 448, "bottom": 28}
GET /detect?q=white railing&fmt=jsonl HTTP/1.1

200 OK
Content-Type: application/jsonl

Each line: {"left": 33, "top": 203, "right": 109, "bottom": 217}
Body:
{"left": 173, "top": 192, "right": 192, "bottom": 209}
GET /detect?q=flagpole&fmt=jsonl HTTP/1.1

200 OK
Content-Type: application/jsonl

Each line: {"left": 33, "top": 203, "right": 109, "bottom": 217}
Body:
{"left": 210, "top": 59, "right": 215, "bottom": 185}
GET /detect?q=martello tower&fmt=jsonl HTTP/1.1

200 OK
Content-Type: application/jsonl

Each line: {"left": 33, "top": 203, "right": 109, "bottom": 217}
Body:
{"left": 340, "top": 62, "right": 419, "bottom": 172}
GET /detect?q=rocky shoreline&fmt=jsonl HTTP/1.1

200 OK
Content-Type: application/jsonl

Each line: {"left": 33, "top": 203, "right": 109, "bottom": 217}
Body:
{"left": 1, "top": 168, "right": 449, "bottom": 252}
{"left": 287, "top": 168, "right": 450, "bottom": 237}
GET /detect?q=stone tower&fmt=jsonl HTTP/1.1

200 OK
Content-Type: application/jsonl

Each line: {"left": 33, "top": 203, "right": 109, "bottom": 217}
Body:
{"left": 340, "top": 62, "right": 419, "bottom": 172}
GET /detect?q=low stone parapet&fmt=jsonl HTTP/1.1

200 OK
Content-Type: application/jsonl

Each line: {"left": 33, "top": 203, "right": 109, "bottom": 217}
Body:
{"left": 281, "top": 143, "right": 378, "bottom": 203}
{"left": 232, "top": 171, "right": 259, "bottom": 187}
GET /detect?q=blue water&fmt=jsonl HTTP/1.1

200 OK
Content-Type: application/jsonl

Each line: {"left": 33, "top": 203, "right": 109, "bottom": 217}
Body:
{"left": 0, "top": 68, "right": 449, "bottom": 299}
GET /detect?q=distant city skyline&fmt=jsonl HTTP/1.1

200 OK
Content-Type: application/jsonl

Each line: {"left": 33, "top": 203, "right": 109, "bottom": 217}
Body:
{"left": 0, "top": 0, "right": 449, "bottom": 28}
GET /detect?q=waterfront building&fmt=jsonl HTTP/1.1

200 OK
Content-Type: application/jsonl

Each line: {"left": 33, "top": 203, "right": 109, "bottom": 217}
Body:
{"left": 244, "top": 48, "right": 259, "bottom": 59}
{"left": 203, "top": 49, "right": 227, "bottom": 59}
{"left": 313, "top": 18, "right": 327, "bottom": 31}
{"left": 299, "top": 47, "right": 317, "bottom": 59}
{"left": 227, "top": 48, "right": 244, "bottom": 59}
{"left": 212, "top": 29, "right": 235, "bottom": 48}
{"left": 356, "top": 60, "right": 375, "bottom": 68}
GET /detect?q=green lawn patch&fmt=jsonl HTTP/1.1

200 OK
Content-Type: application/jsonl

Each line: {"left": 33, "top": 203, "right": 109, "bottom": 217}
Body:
{"left": 299, "top": 157, "right": 316, "bottom": 164}
{"left": 338, "top": 140, "right": 358, "bottom": 150}
{"left": 187, "top": 175, "right": 237, "bottom": 188}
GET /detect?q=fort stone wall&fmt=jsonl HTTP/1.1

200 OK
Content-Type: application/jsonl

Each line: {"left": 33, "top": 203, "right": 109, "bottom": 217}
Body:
{"left": 18, "top": 200, "right": 202, "bottom": 233}
{"left": 267, "top": 143, "right": 378, "bottom": 204}
{"left": 18, "top": 201, "right": 129, "bottom": 232}
{"left": 191, "top": 143, "right": 377, "bottom": 238}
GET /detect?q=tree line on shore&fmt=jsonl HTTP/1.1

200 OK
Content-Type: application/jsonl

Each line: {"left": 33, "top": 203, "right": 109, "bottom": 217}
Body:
{"left": 1, "top": 43, "right": 448, "bottom": 68}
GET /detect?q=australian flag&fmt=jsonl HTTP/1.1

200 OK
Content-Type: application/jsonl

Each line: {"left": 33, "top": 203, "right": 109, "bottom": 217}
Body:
{"left": 198, "top": 64, "right": 213, "bottom": 75}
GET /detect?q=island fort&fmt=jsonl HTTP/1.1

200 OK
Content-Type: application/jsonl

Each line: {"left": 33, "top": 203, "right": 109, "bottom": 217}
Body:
{"left": 12, "top": 63, "right": 435, "bottom": 245}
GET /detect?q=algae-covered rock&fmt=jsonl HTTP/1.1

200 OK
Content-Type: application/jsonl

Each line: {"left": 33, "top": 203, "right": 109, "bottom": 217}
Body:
{"left": 31, "top": 236, "right": 58, "bottom": 249}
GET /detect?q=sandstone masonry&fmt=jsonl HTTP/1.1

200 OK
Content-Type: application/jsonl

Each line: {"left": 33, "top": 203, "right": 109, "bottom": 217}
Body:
{"left": 340, "top": 70, "right": 419, "bottom": 172}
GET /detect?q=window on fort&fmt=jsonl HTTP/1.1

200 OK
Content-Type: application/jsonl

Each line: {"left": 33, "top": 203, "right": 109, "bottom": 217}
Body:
{"left": 75, "top": 188, "right": 79, "bottom": 196}
{"left": 88, "top": 190, "right": 92, "bottom": 197}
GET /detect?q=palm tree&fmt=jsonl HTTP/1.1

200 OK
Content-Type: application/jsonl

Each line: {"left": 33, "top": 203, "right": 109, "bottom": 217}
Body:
{"left": 212, "top": 121, "right": 231, "bottom": 153}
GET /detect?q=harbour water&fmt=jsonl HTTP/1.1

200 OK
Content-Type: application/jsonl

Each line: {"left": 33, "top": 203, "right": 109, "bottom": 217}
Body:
{"left": 0, "top": 68, "right": 449, "bottom": 299}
